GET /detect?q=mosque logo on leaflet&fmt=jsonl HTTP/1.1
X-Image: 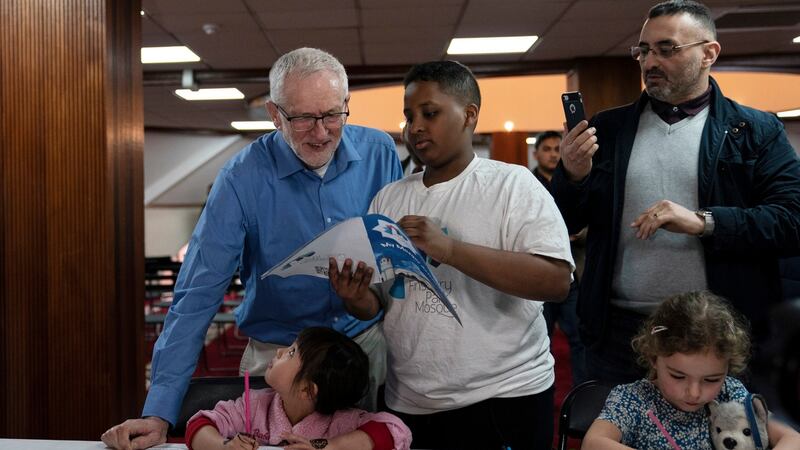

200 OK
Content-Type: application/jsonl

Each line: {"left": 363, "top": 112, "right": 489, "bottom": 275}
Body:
{"left": 372, "top": 219, "right": 415, "bottom": 252}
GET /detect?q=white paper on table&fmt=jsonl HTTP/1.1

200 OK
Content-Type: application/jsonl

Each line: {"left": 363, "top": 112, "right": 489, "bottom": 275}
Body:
{"left": 152, "top": 444, "right": 280, "bottom": 450}
{"left": 152, "top": 443, "right": 280, "bottom": 449}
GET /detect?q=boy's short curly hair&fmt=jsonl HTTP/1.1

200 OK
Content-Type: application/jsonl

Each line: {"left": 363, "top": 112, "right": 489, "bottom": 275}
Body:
{"left": 293, "top": 327, "right": 369, "bottom": 414}
{"left": 632, "top": 291, "right": 751, "bottom": 378}
{"left": 403, "top": 60, "right": 481, "bottom": 108}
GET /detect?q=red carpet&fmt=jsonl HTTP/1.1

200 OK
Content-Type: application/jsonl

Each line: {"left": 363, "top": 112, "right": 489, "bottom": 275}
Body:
{"left": 146, "top": 325, "right": 246, "bottom": 377}
{"left": 193, "top": 325, "right": 248, "bottom": 376}
{"left": 551, "top": 326, "right": 581, "bottom": 450}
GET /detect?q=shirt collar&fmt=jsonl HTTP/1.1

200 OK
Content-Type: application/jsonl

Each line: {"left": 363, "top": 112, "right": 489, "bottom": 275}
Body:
{"left": 272, "top": 126, "right": 362, "bottom": 180}
{"left": 532, "top": 167, "right": 551, "bottom": 189}
{"left": 649, "top": 84, "right": 712, "bottom": 125}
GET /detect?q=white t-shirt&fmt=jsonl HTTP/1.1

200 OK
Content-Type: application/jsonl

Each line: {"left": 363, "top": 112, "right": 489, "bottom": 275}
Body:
{"left": 369, "top": 156, "right": 575, "bottom": 414}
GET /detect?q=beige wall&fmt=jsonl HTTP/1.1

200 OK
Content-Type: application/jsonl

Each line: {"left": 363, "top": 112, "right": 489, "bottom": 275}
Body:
{"left": 348, "top": 71, "right": 800, "bottom": 133}
{"left": 145, "top": 206, "right": 202, "bottom": 257}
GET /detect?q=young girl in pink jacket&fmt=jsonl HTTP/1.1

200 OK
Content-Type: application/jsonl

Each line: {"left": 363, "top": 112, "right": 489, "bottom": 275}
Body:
{"left": 186, "top": 327, "right": 411, "bottom": 450}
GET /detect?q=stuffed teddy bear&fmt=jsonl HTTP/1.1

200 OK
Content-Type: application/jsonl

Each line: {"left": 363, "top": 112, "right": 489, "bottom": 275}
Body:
{"left": 709, "top": 394, "right": 769, "bottom": 450}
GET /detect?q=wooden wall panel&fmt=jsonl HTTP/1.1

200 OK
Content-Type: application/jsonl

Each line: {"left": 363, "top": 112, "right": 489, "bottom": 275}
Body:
{"left": 0, "top": 0, "right": 144, "bottom": 439}
{"left": 567, "top": 57, "right": 642, "bottom": 118}
{"left": 490, "top": 131, "right": 529, "bottom": 167}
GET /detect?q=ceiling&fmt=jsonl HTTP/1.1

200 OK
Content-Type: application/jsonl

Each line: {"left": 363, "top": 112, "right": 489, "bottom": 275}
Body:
{"left": 142, "top": 0, "right": 800, "bottom": 133}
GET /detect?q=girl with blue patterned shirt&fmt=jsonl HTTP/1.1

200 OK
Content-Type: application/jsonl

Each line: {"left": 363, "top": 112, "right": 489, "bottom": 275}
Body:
{"left": 582, "top": 291, "right": 800, "bottom": 449}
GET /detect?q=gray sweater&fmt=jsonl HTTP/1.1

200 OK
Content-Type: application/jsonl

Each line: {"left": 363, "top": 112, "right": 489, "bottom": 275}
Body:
{"left": 611, "top": 105, "right": 709, "bottom": 313}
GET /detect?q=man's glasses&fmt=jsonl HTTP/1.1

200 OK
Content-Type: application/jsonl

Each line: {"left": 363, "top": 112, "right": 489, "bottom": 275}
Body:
{"left": 275, "top": 103, "right": 349, "bottom": 132}
{"left": 630, "top": 40, "right": 708, "bottom": 61}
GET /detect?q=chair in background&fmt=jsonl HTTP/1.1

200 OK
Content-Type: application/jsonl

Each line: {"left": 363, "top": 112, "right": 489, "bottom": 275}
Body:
{"left": 557, "top": 380, "right": 612, "bottom": 450}
{"left": 144, "top": 256, "right": 182, "bottom": 302}
{"left": 771, "top": 297, "right": 800, "bottom": 424}
{"left": 169, "top": 375, "right": 269, "bottom": 437}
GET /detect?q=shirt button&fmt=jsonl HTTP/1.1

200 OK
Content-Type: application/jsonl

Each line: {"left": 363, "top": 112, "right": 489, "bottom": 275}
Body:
{"left": 326, "top": 217, "right": 332, "bottom": 223}
{"left": 333, "top": 316, "right": 339, "bottom": 322}
{"left": 672, "top": 106, "right": 679, "bottom": 112}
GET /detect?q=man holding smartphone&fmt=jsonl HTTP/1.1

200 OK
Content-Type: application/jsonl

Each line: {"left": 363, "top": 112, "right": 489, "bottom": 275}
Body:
{"left": 551, "top": 0, "right": 800, "bottom": 386}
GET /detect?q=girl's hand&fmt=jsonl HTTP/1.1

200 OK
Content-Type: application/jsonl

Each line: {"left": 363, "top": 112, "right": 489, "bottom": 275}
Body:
{"left": 397, "top": 215, "right": 453, "bottom": 264}
{"left": 279, "top": 432, "right": 331, "bottom": 449}
{"left": 223, "top": 433, "right": 258, "bottom": 450}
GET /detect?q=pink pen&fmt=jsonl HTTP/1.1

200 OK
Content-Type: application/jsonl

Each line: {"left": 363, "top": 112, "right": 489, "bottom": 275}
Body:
{"left": 244, "top": 370, "right": 251, "bottom": 435}
{"left": 647, "top": 409, "right": 681, "bottom": 450}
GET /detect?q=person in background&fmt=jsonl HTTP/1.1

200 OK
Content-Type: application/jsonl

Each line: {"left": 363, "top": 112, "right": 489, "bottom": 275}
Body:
{"left": 101, "top": 47, "right": 402, "bottom": 450}
{"left": 329, "top": 61, "right": 574, "bottom": 450}
{"left": 551, "top": 0, "right": 800, "bottom": 387}
{"left": 400, "top": 123, "right": 424, "bottom": 176}
{"left": 531, "top": 130, "right": 562, "bottom": 184}
{"left": 186, "top": 327, "right": 411, "bottom": 450}
{"left": 582, "top": 291, "right": 800, "bottom": 449}
{"left": 531, "top": 130, "right": 587, "bottom": 386}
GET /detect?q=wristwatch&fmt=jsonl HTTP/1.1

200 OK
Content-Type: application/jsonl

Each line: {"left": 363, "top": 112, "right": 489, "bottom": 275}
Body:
{"left": 310, "top": 438, "right": 328, "bottom": 449}
{"left": 695, "top": 209, "right": 715, "bottom": 237}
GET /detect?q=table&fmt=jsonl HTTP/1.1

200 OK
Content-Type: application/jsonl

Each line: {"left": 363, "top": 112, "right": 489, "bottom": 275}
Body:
{"left": 0, "top": 440, "right": 280, "bottom": 450}
{"left": 152, "top": 300, "right": 242, "bottom": 309}
{"left": 0, "top": 438, "right": 427, "bottom": 450}
{"left": 145, "top": 312, "right": 236, "bottom": 325}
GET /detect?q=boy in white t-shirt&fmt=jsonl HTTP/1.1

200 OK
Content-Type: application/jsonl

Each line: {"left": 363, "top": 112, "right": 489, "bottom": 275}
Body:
{"left": 328, "top": 61, "right": 574, "bottom": 450}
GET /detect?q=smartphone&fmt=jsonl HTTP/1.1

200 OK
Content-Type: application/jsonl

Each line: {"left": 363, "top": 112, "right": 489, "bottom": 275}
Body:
{"left": 562, "top": 91, "right": 586, "bottom": 131}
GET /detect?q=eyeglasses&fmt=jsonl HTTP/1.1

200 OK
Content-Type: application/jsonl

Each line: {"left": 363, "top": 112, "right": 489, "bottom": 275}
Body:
{"left": 630, "top": 40, "right": 708, "bottom": 60}
{"left": 274, "top": 103, "right": 349, "bottom": 132}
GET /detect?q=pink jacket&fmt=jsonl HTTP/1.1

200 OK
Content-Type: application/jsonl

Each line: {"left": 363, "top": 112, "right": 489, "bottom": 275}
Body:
{"left": 189, "top": 388, "right": 412, "bottom": 450}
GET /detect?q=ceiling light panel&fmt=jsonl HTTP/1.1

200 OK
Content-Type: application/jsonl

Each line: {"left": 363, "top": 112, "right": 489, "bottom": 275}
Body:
{"left": 447, "top": 36, "right": 538, "bottom": 55}
{"left": 142, "top": 46, "right": 201, "bottom": 64}
{"left": 175, "top": 88, "right": 244, "bottom": 101}
{"left": 231, "top": 121, "right": 276, "bottom": 131}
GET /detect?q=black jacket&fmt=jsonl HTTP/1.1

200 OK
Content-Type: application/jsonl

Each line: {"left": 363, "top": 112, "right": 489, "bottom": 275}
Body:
{"left": 551, "top": 77, "right": 800, "bottom": 343}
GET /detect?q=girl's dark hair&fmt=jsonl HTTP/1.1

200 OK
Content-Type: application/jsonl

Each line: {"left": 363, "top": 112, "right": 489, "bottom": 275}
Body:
{"left": 293, "top": 327, "right": 369, "bottom": 414}
{"left": 632, "top": 291, "right": 751, "bottom": 378}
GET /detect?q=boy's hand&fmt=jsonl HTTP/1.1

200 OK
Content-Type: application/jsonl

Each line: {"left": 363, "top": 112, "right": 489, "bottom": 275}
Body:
{"left": 329, "top": 258, "right": 380, "bottom": 320}
{"left": 223, "top": 433, "right": 258, "bottom": 450}
{"left": 398, "top": 215, "right": 453, "bottom": 264}
{"left": 560, "top": 120, "right": 598, "bottom": 182}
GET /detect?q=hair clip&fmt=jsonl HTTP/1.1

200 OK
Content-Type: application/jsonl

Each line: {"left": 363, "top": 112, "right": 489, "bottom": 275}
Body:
{"left": 651, "top": 326, "right": 668, "bottom": 335}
